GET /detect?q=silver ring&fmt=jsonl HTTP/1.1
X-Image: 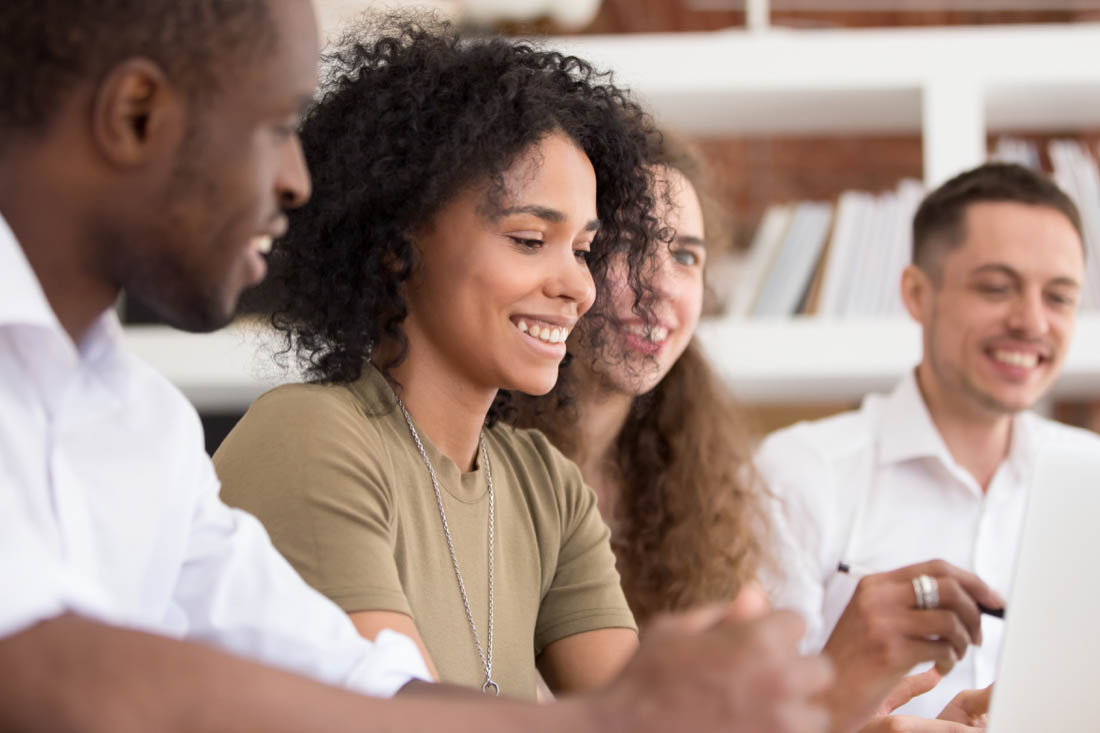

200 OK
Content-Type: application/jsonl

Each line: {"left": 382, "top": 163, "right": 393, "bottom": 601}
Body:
{"left": 912, "top": 574, "right": 940, "bottom": 610}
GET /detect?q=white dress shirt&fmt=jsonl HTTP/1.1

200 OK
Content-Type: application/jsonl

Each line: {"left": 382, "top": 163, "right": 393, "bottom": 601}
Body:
{"left": 0, "top": 212, "right": 430, "bottom": 697}
{"left": 757, "top": 371, "right": 1100, "bottom": 718}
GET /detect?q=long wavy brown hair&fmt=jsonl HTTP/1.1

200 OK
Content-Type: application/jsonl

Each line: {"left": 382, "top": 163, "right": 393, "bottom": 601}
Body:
{"left": 512, "top": 135, "right": 774, "bottom": 624}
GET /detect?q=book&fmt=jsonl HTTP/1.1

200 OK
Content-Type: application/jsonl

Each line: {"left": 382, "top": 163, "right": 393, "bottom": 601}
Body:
{"left": 752, "top": 202, "right": 833, "bottom": 317}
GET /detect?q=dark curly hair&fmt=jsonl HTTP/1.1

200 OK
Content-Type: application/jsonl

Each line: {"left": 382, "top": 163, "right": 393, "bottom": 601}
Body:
{"left": 512, "top": 135, "right": 775, "bottom": 624}
{"left": 0, "top": 0, "right": 273, "bottom": 135}
{"left": 257, "top": 14, "right": 663, "bottom": 425}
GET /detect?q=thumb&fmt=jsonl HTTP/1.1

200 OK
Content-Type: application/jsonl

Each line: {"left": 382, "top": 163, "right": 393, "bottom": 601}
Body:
{"left": 952, "top": 684, "right": 994, "bottom": 721}
{"left": 648, "top": 603, "right": 729, "bottom": 636}
{"left": 878, "top": 669, "right": 943, "bottom": 715}
{"left": 725, "top": 580, "right": 770, "bottom": 622}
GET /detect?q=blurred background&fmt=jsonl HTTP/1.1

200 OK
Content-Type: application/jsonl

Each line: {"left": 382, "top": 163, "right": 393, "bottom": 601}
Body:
{"left": 123, "top": 0, "right": 1100, "bottom": 451}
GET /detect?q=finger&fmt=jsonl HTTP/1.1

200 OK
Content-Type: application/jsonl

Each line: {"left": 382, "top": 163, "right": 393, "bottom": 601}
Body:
{"left": 944, "top": 684, "right": 994, "bottom": 721}
{"left": 781, "top": 654, "right": 835, "bottom": 699}
{"left": 775, "top": 701, "right": 831, "bottom": 733}
{"left": 873, "top": 715, "right": 981, "bottom": 732}
{"left": 648, "top": 603, "right": 729, "bottom": 635}
{"left": 732, "top": 609, "right": 808, "bottom": 651}
{"left": 880, "top": 669, "right": 943, "bottom": 713}
{"left": 899, "top": 608, "right": 973, "bottom": 660}
{"left": 725, "top": 580, "right": 770, "bottom": 621}
{"left": 897, "top": 637, "right": 958, "bottom": 676}
{"left": 889, "top": 559, "right": 1006, "bottom": 610}
{"left": 877, "top": 578, "right": 982, "bottom": 647}
{"left": 931, "top": 576, "right": 983, "bottom": 647}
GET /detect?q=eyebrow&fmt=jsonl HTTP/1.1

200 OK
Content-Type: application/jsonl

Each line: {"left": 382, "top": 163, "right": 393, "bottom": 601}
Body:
{"left": 971, "top": 263, "right": 1081, "bottom": 289}
{"left": 676, "top": 234, "right": 706, "bottom": 248}
{"left": 499, "top": 204, "right": 600, "bottom": 232}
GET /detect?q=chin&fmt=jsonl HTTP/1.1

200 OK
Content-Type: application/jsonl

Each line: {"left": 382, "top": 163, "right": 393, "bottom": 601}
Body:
{"left": 507, "top": 369, "right": 562, "bottom": 397}
{"left": 159, "top": 292, "right": 237, "bottom": 334}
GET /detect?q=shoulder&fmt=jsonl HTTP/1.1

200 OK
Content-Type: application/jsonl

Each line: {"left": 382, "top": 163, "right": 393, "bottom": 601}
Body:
{"left": 486, "top": 423, "right": 580, "bottom": 484}
{"left": 757, "top": 401, "right": 879, "bottom": 475}
{"left": 1024, "top": 412, "right": 1100, "bottom": 452}
{"left": 246, "top": 381, "right": 368, "bottom": 427}
{"left": 484, "top": 422, "right": 590, "bottom": 521}
{"left": 120, "top": 351, "right": 206, "bottom": 456}
{"left": 214, "top": 380, "right": 394, "bottom": 498}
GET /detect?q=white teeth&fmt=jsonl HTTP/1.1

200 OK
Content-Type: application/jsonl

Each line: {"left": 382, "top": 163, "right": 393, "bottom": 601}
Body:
{"left": 624, "top": 323, "right": 669, "bottom": 343}
{"left": 252, "top": 235, "right": 273, "bottom": 254}
{"left": 993, "top": 350, "right": 1039, "bottom": 368}
{"left": 513, "top": 319, "right": 569, "bottom": 344}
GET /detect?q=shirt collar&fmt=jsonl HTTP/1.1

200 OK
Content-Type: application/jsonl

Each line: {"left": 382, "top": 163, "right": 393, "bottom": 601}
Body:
{"left": 0, "top": 208, "right": 124, "bottom": 370}
{"left": 878, "top": 369, "right": 954, "bottom": 467}
{"left": 878, "top": 368, "right": 1038, "bottom": 481}
{"left": 0, "top": 210, "right": 62, "bottom": 330}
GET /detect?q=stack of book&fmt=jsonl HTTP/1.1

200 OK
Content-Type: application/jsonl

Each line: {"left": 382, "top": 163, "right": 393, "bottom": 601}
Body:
{"left": 722, "top": 138, "right": 1100, "bottom": 318}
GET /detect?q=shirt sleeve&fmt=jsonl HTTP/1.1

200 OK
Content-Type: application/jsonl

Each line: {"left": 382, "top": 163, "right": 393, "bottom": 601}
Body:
{"left": 173, "top": 451, "right": 430, "bottom": 698}
{"left": 530, "top": 436, "right": 637, "bottom": 654}
{"left": 213, "top": 386, "right": 411, "bottom": 617}
{"left": 755, "top": 427, "right": 837, "bottom": 653}
{"left": 0, "top": 482, "right": 118, "bottom": 639}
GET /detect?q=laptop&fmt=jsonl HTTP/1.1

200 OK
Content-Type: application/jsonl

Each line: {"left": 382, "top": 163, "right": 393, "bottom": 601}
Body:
{"left": 987, "top": 445, "right": 1100, "bottom": 731}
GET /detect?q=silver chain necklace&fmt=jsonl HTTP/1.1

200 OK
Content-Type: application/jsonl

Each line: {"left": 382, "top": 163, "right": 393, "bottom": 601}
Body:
{"left": 394, "top": 395, "right": 499, "bottom": 695}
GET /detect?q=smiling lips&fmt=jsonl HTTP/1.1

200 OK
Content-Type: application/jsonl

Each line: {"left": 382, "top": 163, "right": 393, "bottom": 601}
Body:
{"left": 251, "top": 235, "right": 274, "bottom": 255}
{"left": 991, "top": 349, "right": 1040, "bottom": 369}
{"left": 513, "top": 317, "right": 571, "bottom": 344}
{"left": 622, "top": 322, "right": 669, "bottom": 344}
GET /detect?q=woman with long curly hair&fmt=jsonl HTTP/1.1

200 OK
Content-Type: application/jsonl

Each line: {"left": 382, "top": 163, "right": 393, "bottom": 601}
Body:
{"left": 512, "top": 137, "right": 774, "bottom": 627}
{"left": 212, "top": 16, "right": 662, "bottom": 700}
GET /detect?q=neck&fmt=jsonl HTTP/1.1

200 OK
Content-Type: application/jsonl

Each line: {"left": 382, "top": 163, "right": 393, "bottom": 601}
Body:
{"left": 384, "top": 326, "right": 497, "bottom": 473}
{"left": 574, "top": 372, "right": 635, "bottom": 515}
{"left": 0, "top": 138, "right": 120, "bottom": 345}
{"left": 915, "top": 363, "right": 1014, "bottom": 492}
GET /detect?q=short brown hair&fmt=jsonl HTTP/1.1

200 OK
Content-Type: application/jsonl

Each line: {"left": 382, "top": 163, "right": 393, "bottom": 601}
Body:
{"left": 912, "top": 162, "right": 1083, "bottom": 282}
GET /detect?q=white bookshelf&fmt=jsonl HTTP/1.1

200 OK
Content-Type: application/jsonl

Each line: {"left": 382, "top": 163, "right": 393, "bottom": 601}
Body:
{"left": 126, "top": 315, "right": 1100, "bottom": 409}
{"left": 125, "top": 23, "right": 1100, "bottom": 411}
{"left": 554, "top": 23, "right": 1100, "bottom": 186}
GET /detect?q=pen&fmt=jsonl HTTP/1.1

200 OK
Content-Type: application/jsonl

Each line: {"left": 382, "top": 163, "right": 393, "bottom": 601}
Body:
{"left": 837, "top": 562, "right": 1005, "bottom": 619}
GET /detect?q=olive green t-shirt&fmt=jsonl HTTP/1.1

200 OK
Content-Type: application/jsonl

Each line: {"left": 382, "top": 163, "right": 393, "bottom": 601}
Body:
{"left": 214, "top": 366, "right": 636, "bottom": 700}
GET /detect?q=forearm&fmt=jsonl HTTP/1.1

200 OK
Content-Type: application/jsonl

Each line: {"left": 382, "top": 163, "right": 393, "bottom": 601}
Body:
{"left": 0, "top": 614, "right": 593, "bottom": 733}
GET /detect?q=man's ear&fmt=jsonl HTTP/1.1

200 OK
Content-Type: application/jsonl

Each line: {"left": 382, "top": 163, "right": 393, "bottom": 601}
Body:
{"left": 900, "top": 263, "right": 932, "bottom": 325}
{"left": 91, "top": 58, "right": 186, "bottom": 167}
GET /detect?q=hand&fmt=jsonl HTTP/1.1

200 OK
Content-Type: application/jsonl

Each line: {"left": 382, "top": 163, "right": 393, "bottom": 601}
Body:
{"left": 857, "top": 672, "right": 990, "bottom": 732}
{"left": 821, "top": 559, "right": 1004, "bottom": 732}
{"left": 595, "top": 598, "right": 833, "bottom": 733}
{"left": 874, "top": 669, "right": 942, "bottom": 717}
{"left": 858, "top": 715, "right": 985, "bottom": 732}
{"left": 936, "top": 684, "right": 992, "bottom": 727}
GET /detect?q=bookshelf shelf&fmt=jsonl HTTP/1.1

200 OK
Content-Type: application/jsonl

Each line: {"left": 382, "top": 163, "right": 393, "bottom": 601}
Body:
{"left": 124, "top": 23, "right": 1100, "bottom": 412}
{"left": 555, "top": 23, "right": 1100, "bottom": 185}
{"left": 126, "top": 316, "right": 1100, "bottom": 409}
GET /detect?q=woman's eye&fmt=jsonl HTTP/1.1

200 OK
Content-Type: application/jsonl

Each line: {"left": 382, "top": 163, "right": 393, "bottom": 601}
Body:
{"left": 574, "top": 248, "right": 592, "bottom": 264}
{"left": 508, "top": 236, "right": 544, "bottom": 249}
{"left": 672, "top": 248, "right": 700, "bottom": 266}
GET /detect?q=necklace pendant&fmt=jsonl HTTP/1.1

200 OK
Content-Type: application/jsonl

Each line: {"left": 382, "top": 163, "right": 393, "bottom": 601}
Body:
{"left": 482, "top": 678, "right": 500, "bottom": 696}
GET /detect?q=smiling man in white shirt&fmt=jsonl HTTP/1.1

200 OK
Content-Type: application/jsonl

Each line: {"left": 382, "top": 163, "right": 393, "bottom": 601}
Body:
{"left": 758, "top": 162, "right": 1100, "bottom": 727}
{"left": 0, "top": 2, "right": 836, "bottom": 731}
